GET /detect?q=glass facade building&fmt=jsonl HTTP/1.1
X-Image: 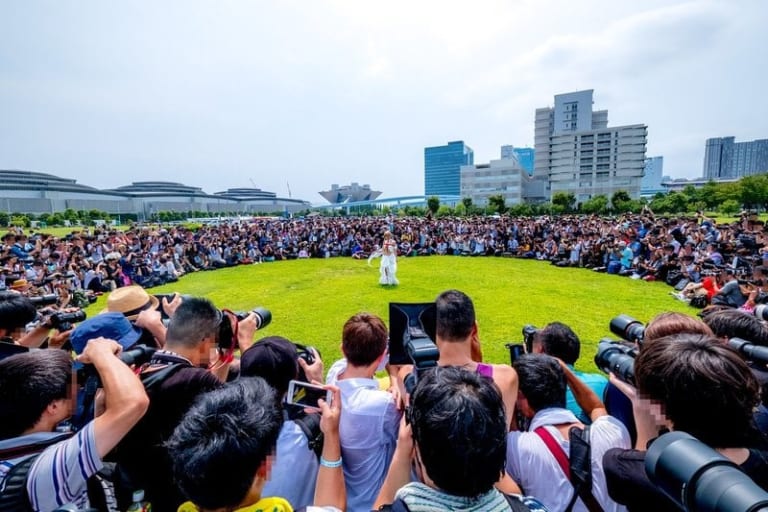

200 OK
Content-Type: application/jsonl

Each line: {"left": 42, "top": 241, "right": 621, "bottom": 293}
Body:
{"left": 424, "top": 141, "right": 474, "bottom": 196}
{"left": 703, "top": 137, "right": 768, "bottom": 179}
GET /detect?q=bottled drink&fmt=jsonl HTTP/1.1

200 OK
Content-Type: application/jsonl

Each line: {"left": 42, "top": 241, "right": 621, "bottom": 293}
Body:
{"left": 126, "top": 489, "right": 152, "bottom": 512}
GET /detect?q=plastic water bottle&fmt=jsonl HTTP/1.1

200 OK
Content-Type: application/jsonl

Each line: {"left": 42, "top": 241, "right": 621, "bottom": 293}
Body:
{"left": 126, "top": 490, "right": 152, "bottom": 512}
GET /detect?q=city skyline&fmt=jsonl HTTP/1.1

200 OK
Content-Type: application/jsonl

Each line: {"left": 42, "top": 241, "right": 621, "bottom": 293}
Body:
{"left": 1, "top": 1, "right": 766, "bottom": 202}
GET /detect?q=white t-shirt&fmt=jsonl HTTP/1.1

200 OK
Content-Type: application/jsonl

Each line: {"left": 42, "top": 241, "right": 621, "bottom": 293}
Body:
{"left": 507, "top": 408, "right": 630, "bottom": 512}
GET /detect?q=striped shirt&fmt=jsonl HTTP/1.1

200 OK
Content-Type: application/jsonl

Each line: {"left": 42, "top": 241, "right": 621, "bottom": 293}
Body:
{"left": 0, "top": 422, "right": 102, "bottom": 511}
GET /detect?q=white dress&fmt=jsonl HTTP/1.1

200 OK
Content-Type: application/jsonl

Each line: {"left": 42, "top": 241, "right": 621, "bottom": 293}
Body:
{"left": 379, "top": 240, "right": 398, "bottom": 285}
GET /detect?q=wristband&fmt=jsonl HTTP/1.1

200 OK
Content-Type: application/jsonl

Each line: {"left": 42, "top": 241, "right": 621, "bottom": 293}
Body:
{"left": 320, "top": 456, "right": 343, "bottom": 468}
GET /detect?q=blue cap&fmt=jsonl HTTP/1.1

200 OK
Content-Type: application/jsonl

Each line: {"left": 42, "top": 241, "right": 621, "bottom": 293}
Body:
{"left": 69, "top": 312, "right": 143, "bottom": 355}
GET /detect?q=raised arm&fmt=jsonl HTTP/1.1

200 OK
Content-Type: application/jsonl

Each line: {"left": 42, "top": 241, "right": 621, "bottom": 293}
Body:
{"left": 559, "top": 359, "right": 607, "bottom": 422}
{"left": 77, "top": 337, "right": 149, "bottom": 457}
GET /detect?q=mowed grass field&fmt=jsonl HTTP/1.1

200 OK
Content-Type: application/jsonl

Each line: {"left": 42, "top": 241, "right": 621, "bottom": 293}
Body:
{"left": 84, "top": 256, "right": 693, "bottom": 374}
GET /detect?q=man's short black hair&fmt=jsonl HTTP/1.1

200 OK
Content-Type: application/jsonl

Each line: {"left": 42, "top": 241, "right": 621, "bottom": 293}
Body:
{"left": 166, "top": 297, "right": 221, "bottom": 349}
{"left": 435, "top": 289, "right": 475, "bottom": 342}
{"left": 535, "top": 322, "right": 580, "bottom": 365}
{"left": 514, "top": 354, "right": 567, "bottom": 412}
{"left": 166, "top": 377, "right": 282, "bottom": 510}
{"left": 0, "top": 350, "right": 72, "bottom": 439}
{"left": 410, "top": 366, "right": 506, "bottom": 497}
{"left": 0, "top": 292, "right": 37, "bottom": 333}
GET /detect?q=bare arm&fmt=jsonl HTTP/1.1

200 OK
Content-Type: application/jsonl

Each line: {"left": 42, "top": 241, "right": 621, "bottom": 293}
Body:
{"left": 559, "top": 360, "right": 606, "bottom": 421}
{"left": 314, "top": 386, "right": 346, "bottom": 510}
{"left": 77, "top": 337, "right": 149, "bottom": 458}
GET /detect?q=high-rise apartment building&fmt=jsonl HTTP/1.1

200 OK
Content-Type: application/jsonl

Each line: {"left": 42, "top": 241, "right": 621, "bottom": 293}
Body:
{"left": 703, "top": 137, "right": 768, "bottom": 179}
{"left": 534, "top": 90, "right": 647, "bottom": 201}
{"left": 424, "top": 141, "right": 474, "bottom": 196}
{"left": 501, "top": 145, "right": 534, "bottom": 175}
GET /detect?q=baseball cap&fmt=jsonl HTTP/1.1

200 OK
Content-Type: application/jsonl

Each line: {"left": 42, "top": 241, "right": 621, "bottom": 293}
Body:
{"left": 69, "top": 312, "right": 143, "bottom": 355}
{"left": 240, "top": 336, "right": 299, "bottom": 396}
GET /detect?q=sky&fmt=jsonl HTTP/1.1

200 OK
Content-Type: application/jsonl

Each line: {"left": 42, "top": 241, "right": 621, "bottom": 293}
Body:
{"left": 1, "top": 0, "right": 767, "bottom": 205}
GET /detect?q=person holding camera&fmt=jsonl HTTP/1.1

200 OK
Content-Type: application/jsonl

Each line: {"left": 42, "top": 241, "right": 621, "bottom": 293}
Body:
{"left": 112, "top": 297, "right": 259, "bottom": 512}
{"left": 530, "top": 322, "right": 608, "bottom": 425}
{"left": 325, "top": 312, "right": 401, "bottom": 512}
{"left": 507, "top": 354, "right": 629, "bottom": 512}
{"left": 374, "top": 366, "right": 549, "bottom": 511}
{"left": 0, "top": 338, "right": 149, "bottom": 511}
{"left": 239, "top": 335, "right": 325, "bottom": 508}
{"left": 167, "top": 377, "right": 345, "bottom": 512}
{"left": 0, "top": 291, "right": 75, "bottom": 349}
{"left": 603, "top": 333, "right": 768, "bottom": 511}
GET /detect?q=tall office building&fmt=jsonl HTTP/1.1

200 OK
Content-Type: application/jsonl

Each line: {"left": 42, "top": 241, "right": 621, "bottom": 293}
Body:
{"left": 534, "top": 90, "right": 647, "bottom": 201}
{"left": 703, "top": 137, "right": 768, "bottom": 179}
{"left": 641, "top": 156, "right": 665, "bottom": 195}
{"left": 501, "top": 145, "right": 535, "bottom": 175}
{"left": 424, "top": 141, "right": 474, "bottom": 196}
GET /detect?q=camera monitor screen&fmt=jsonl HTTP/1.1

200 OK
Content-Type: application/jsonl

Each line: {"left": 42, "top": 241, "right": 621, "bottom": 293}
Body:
{"left": 287, "top": 380, "right": 331, "bottom": 411}
{"left": 388, "top": 302, "right": 437, "bottom": 365}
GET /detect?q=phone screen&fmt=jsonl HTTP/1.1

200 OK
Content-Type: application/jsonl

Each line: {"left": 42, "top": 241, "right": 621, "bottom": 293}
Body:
{"left": 288, "top": 381, "right": 330, "bottom": 410}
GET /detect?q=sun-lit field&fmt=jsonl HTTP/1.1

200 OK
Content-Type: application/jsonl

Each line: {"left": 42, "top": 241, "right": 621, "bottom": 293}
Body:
{"left": 84, "top": 256, "right": 693, "bottom": 373}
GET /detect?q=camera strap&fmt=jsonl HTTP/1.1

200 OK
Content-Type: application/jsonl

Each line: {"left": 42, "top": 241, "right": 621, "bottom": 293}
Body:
{"left": 534, "top": 426, "right": 604, "bottom": 512}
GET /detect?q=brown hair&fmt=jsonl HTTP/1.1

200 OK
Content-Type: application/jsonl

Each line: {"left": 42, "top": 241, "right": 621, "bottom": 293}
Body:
{"left": 644, "top": 312, "right": 713, "bottom": 344}
{"left": 342, "top": 313, "right": 388, "bottom": 367}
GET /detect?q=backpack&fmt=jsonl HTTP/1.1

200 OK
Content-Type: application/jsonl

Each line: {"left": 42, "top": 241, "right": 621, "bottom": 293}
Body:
{"left": 381, "top": 492, "right": 534, "bottom": 511}
{"left": 690, "top": 294, "right": 709, "bottom": 309}
{"left": 0, "top": 433, "right": 114, "bottom": 512}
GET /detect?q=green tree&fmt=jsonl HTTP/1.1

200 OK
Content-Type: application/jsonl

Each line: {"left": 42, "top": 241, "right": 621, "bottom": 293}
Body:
{"left": 436, "top": 205, "right": 453, "bottom": 217}
{"left": 611, "top": 190, "right": 632, "bottom": 212}
{"left": 741, "top": 174, "right": 768, "bottom": 211}
{"left": 551, "top": 192, "right": 576, "bottom": 212}
{"left": 426, "top": 196, "right": 440, "bottom": 215}
{"left": 461, "top": 197, "right": 473, "bottom": 212}
{"left": 0, "top": 212, "right": 8, "bottom": 227}
{"left": 487, "top": 194, "right": 508, "bottom": 214}
{"left": 508, "top": 203, "right": 533, "bottom": 216}
{"left": 581, "top": 195, "right": 609, "bottom": 215}
{"left": 720, "top": 199, "right": 741, "bottom": 216}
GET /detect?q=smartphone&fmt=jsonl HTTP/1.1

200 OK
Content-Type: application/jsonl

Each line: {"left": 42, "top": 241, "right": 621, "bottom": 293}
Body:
{"left": 287, "top": 380, "right": 332, "bottom": 411}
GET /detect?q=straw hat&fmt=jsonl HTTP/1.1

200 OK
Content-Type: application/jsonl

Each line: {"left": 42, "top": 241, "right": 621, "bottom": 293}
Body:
{"left": 101, "top": 285, "right": 160, "bottom": 320}
{"left": 10, "top": 279, "right": 31, "bottom": 291}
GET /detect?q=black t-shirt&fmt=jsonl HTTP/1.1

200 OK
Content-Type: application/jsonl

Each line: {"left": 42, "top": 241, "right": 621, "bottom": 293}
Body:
{"left": 604, "top": 446, "right": 768, "bottom": 512}
{"left": 113, "top": 362, "right": 222, "bottom": 512}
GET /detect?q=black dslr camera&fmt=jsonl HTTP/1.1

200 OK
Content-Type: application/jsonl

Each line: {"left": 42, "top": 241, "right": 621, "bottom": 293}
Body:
{"left": 388, "top": 302, "right": 438, "bottom": 395}
{"left": 505, "top": 324, "right": 539, "bottom": 365}
{"left": 217, "top": 307, "right": 272, "bottom": 353}
{"left": 646, "top": 431, "right": 768, "bottom": 511}
{"left": 593, "top": 314, "right": 645, "bottom": 385}
{"left": 48, "top": 310, "right": 87, "bottom": 332}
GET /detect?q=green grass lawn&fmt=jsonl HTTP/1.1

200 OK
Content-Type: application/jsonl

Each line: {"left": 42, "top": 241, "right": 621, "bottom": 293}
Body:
{"left": 84, "top": 257, "right": 693, "bottom": 374}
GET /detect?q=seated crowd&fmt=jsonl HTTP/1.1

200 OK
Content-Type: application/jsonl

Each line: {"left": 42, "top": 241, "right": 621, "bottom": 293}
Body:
{"left": 3, "top": 209, "right": 768, "bottom": 310}
{"left": 0, "top": 269, "right": 767, "bottom": 507}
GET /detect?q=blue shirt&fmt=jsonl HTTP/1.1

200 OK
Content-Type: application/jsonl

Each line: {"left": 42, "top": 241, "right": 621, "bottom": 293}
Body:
{"left": 565, "top": 366, "right": 609, "bottom": 424}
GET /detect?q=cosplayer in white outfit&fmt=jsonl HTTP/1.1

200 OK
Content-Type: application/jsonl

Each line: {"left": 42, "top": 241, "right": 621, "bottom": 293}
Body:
{"left": 368, "top": 231, "right": 399, "bottom": 286}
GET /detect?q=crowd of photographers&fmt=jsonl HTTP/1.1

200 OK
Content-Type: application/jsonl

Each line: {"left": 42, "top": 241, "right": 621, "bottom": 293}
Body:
{"left": 1, "top": 210, "right": 768, "bottom": 511}
{"left": 1, "top": 281, "right": 767, "bottom": 512}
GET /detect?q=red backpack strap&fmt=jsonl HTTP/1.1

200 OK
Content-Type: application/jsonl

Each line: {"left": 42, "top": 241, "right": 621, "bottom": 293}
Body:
{"left": 534, "top": 426, "right": 570, "bottom": 478}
